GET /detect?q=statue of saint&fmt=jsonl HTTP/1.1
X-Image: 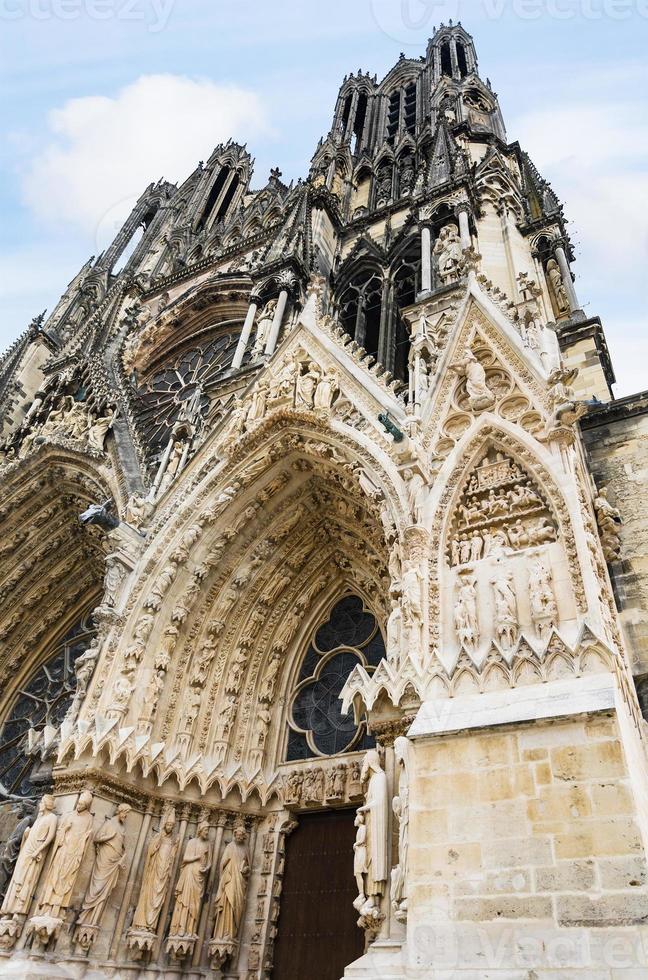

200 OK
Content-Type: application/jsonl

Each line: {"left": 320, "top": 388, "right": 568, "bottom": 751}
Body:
{"left": 354, "top": 749, "right": 388, "bottom": 915}
{"left": 211, "top": 824, "right": 250, "bottom": 944}
{"left": 77, "top": 804, "right": 130, "bottom": 928}
{"left": 36, "top": 790, "right": 94, "bottom": 919}
{"left": 168, "top": 821, "right": 210, "bottom": 938}
{"left": 1, "top": 796, "right": 57, "bottom": 917}
{"left": 131, "top": 807, "right": 178, "bottom": 934}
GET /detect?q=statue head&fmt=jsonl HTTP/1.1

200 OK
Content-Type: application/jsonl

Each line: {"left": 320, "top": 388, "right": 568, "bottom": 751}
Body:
{"left": 233, "top": 822, "right": 248, "bottom": 844}
{"left": 116, "top": 803, "right": 131, "bottom": 823}
{"left": 40, "top": 794, "right": 55, "bottom": 813}
{"left": 77, "top": 790, "right": 93, "bottom": 812}
{"left": 354, "top": 811, "right": 365, "bottom": 827}
{"left": 162, "top": 806, "right": 176, "bottom": 833}
{"left": 197, "top": 820, "right": 210, "bottom": 840}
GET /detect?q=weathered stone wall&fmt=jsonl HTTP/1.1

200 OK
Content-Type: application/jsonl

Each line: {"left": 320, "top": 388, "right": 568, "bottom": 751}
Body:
{"left": 407, "top": 703, "right": 648, "bottom": 976}
{"left": 582, "top": 396, "right": 648, "bottom": 676}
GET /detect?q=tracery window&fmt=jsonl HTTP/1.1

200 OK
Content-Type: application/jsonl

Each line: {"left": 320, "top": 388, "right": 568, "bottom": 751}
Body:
{"left": 135, "top": 330, "right": 245, "bottom": 456}
{"left": 285, "top": 595, "right": 384, "bottom": 761}
{"left": 0, "top": 612, "right": 96, "bottom": 799}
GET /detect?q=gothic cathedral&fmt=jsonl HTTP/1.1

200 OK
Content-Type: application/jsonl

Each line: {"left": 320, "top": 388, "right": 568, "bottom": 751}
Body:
{"left": 0, "top": 23, "right": 647, "bottom": 980}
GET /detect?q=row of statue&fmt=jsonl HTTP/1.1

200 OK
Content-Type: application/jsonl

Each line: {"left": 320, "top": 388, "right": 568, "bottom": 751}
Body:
{"left": 453, "top": 557, "right": 558, "bottom": 652}
{"left": 0, "top": 395, "right": 116, "bottom": 465}
{"left": 449, "top": 516, "right": 557, "bottom": 566}
{"left": 0, "top": 793, "right": 252, "bottom": 967}
{"left": 283, "top": 760, "right": 363, "bottom": 806}
{"left": 238, "top": 354, "right": 340, "bottom": 431}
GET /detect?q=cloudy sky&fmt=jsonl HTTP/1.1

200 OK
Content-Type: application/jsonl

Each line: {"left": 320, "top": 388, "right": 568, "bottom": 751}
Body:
{"left": 1, "top": 0, "right": 646, "bottom": 395}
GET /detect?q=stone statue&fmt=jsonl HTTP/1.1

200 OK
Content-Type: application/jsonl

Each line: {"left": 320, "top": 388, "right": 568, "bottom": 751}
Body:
{"left": 35, "top": 790, "right": 94, "bottom": 920}
{"left": 64, "top": 638, "right": 100, "bottom": 724}
{"left": 124, "top": 493, "right": 154, "bottom": 530}
{"left": 594, "top": 487, "right": 623, "bottom": 562}
{"left": 260, "top": 651, "right": 281, "bottom": 703}
{"left": 76, "top": 804, "right": 130, "bottom": 939}
{"left": 433, "top": 223, "right": 463, "bottom": 284}
{"left": 210, "top": 823, "right": 250, "bottom": 961}
{"left": 390, "top": 736, "right": 410, "bottom": 922}
{"left": 87, "top": 407, "right": 115, "bottom": 452}
{"left": 297, "top": 361, "right": 322, "bottom": 409}
{"left": 528, "top": 558, "right": 558, "bottom": 639}
{"left": 313, "top": 371, "right": 338, "bottom": 410}
{"left": 1, "top": 795, "right": 56, "bottom": 917}
{"left": 246, "top": 380, "right": 269, "bottom": 424}
{"left": 546, "top": 258, "right": 569, "bottom": 314}
{"left": 386, "top": 597, "right": 403, "bottom": 665}
{"left": 403, "top": 469, "right": 428, "bottom": 525}
{"left": 354, "top": 748, "right": 388, "bottom": 918}
{"left": 352, "top": 812, "right": 368, "bottom": 904}
{"left": 451, "top": 349, "right": 494, "bottom": 411}
{"left": 454, "top": 575, "right": 478, "bottom": 650}
{"left": 158, "top": 439, "right": 185, "bottom": 496}
{"left": 130, "top": 808, "right": 178, "bottom": 940}
{"left": 0, "top": 802, "right": 35, "bottom": 905}
{"left": 401, "top": 562, "right": 423, "bottom": 665}
{"left": 491, "top": 569, "right": 518, "bottom": 649}
{"left": 167, "top": 821, "right": 210, "bottom": 940}
{"left": 252, "top": 299, "right": 277, "bottom": 353}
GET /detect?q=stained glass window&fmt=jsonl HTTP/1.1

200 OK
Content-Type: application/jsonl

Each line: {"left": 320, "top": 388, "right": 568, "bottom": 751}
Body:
{"left": 286, "top": 595, "right": 383, "bottom": 761}
{"left": 0, "top": 612, "right": 96, "bottom": 799}
{"left": 134, "top": 330, "right": 246, "bottom": 456}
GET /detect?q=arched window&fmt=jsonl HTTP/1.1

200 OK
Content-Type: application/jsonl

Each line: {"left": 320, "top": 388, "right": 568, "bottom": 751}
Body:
{"left": 112, "top": 224, "right": 144, "bottom": 275}
{"left": 457, "top": 42, "right": 468, "bottom": 77}
{"left": 197, "top": 166, "right": 231, "bottom": 230}
{"left": 386, "top": 90, "right": 401, "bottom": 144}
{"left": 352, "top": 92, "right": 368, "bottom": 154}
{"left": 339, "top": 272, "right": 383, "bottom": 360}
{"left": 0, "top": 612, "right": 96, "bottom": 799}
{"left": 441, "top": 41, "right": 453, "bottom": 76}
{"left": 285, "top": 596, "right": 383, "bottom": 761}
{"left": 403, "top": 82, "right": 417, "bottom": 135}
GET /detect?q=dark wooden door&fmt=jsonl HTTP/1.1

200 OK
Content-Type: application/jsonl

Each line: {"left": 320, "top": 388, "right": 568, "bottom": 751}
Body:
{"left": 273, "top": 808, "right": 364, "bottom": 980}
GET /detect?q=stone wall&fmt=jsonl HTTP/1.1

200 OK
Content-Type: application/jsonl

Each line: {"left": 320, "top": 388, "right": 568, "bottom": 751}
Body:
{"left": 406, "top": 684, "right": 648, "bottom": 976}
{"left": 582, "top": 396, "right": 648, "bottom": 677}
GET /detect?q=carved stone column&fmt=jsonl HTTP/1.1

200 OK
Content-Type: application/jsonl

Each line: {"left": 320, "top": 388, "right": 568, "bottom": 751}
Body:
{"left": 232, "top": 299, "right": 259, "bottom": 369}
{"left": 264, "top": 289, "right": 288, "bottom": 356}
{"left": 456, "top": 206, "right": 471, "bottom": 250}
{"left": 420, "top": 225, "right": 432, "bottom": 294}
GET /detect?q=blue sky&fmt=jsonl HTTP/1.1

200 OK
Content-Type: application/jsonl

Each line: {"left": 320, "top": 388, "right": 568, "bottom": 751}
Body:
{"left": 1, "top": 0, "right": 647, "bottom": 395}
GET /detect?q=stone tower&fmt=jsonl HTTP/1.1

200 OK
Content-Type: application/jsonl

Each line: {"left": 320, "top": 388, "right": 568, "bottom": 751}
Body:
{"left": 0, "top": 22, "right": 647, "bottom": 979}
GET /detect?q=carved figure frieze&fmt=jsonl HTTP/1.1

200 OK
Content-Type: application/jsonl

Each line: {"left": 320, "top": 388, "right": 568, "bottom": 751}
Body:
{"left": 448, "top": 449, "right": 557, "bottom": 568}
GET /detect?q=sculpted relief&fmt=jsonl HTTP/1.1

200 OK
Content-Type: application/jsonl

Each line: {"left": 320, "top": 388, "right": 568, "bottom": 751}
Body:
{"left": 444, "top": 448, "right": 575, "bottom": 663}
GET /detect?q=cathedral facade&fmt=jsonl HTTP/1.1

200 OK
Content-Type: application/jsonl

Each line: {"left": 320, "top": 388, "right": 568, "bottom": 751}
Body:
{"left": 1, "top": 23, "right": 648, "bottom": 979}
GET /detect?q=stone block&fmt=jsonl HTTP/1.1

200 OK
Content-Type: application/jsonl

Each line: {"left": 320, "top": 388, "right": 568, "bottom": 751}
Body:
{"left": 534, "top": 860, "right": 596, "bottom": 892}
{"left": 454, "top": 894, "right": 553, "bottom": 921}
{"left": 556, "top": 892, "right": 648, "bottom": 927}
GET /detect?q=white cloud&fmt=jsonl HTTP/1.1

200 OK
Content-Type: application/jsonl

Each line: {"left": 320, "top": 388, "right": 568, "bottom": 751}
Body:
{"left": 21, "top": 74, "right": 272, "bottom": 248}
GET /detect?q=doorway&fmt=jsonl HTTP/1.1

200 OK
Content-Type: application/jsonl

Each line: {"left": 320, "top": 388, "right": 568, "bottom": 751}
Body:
{"left": 273, "top": 808, "right": 364, "bottom": 979}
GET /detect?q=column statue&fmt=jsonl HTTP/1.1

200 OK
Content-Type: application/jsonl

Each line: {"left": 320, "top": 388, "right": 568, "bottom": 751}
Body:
{"left": 353, "top": 748, "right": 388, "bottom": 927}
{"left": 166, "top": 820, "right": 210, "bottom": 958}
{"left": 75, "top": 803, "right": 131, "bottom": 949}
{"left": 29, "top": 791, "right": 94, "bottom": 945}
{"left": 209, "top": 822, "right": 251, "bottom": 966}
{"left": 0, "top": 795, "right": 57, "bottom": 948}
{"left": 128, "top": 806, "right": 178, "bottom": 953}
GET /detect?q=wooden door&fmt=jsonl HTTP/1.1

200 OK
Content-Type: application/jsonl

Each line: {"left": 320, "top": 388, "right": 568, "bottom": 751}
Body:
{"left": 273, "top": 809, "right": 364, "bottom": 979}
